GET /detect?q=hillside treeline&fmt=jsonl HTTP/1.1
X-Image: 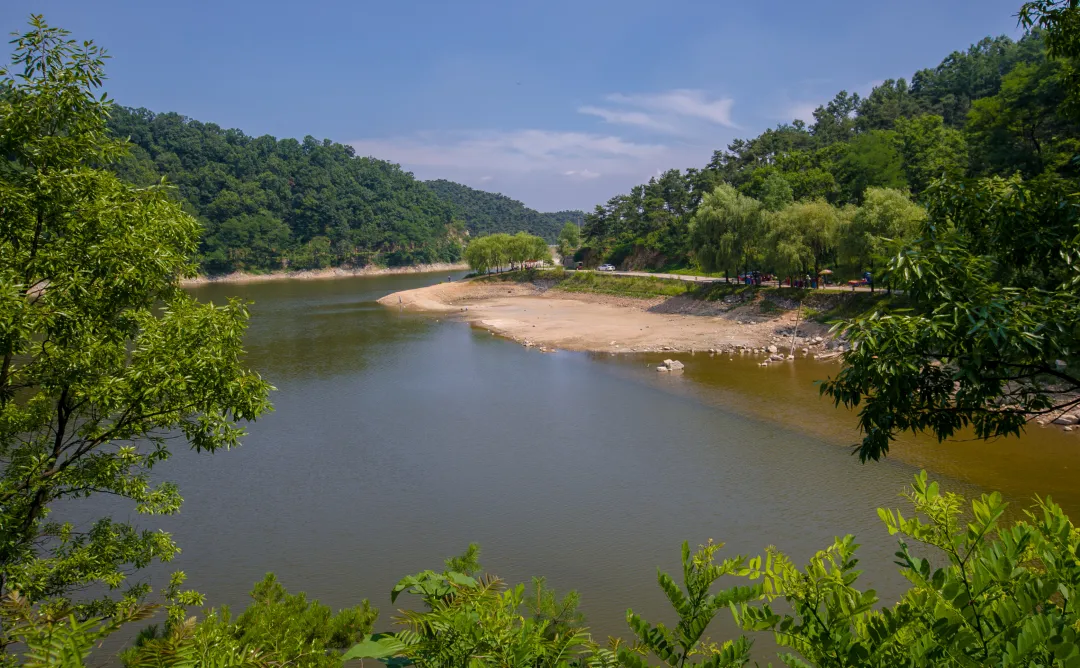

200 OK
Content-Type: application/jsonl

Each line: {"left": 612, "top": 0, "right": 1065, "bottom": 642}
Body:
{"left": 109, "top": 107, "right": 467, "bottom": 274}
{"left": 426, "top": 179, "right": 584, "bottom": 242}
{"left": 581, "top": 29, "right": 1080, "bottom": 278}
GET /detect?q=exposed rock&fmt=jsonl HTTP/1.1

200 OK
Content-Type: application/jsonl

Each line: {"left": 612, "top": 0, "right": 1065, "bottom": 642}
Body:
{"left": 1052, "top": 414, "right": 1079, "bottom": 425}
{"left": 656, "top": 366, "right": 669, "bottom": 372}
{"left": 767, "top": 345, "right": 778, "bottom": 354}
{"left": 662, "top": 359, "right": 685, "bottom": 371}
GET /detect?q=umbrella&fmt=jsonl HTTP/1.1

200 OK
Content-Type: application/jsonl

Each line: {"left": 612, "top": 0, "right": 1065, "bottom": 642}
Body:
{"left": 818, "top": 269, "right": 833, "bottom": 275}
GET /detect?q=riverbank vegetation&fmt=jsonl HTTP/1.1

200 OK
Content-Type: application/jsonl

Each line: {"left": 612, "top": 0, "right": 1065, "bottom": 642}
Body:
{"left": 479, "top": 268, "right": 901, "bottom": 323}
{"left": 463, "top": 232, "right": 552, "bottom": 273}
{"left": 5, "top": 1, "right": 1080, "bottom": 666}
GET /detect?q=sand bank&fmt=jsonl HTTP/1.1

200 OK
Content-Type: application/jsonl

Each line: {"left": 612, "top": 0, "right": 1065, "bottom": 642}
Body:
{"left": 182, "top": 263, "right": 468, "bottom": 286}
{"left": 378, "top": 279, "right": 836, "bottom": 355}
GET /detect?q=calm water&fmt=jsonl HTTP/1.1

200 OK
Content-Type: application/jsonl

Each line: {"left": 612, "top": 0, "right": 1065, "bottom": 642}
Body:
{"left": 123, "top": 272, "right": 1079, "bottom": 656}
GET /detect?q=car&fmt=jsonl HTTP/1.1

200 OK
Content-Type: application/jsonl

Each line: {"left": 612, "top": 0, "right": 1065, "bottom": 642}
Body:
{"left": 597, "top": 264, "right": 616, "bottom": 272}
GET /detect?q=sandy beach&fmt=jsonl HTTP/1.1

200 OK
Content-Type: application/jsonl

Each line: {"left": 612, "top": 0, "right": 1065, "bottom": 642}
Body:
{"left": 378, "top": 278, "right": 837, "bottom": 355}
{"left": 181, "top": 263, "right": 468, "bottom": 286}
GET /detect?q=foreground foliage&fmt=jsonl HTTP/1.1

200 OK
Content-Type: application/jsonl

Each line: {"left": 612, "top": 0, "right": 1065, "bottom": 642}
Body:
{"left": 0, "top": 15, "right": 271, "bottom": 642}
{"left": 344, "top": 473, "right": 1080, "bottom": 668}
{"left": 23, "top": 473, "right": 1069, "bottom": 667}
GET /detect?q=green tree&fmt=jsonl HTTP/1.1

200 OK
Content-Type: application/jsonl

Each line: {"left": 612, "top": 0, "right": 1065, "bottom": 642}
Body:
{"left": 346, "top": 550, "right": 589, "bottom": 668}
{"left": 764, "top": 200, "right": 841, "bottom": 280}
{"left": 121, "top": 574, "right": 377, "bottom": 668}
{"left": 618, "top": 542, "right": 760, "bottom": 668}
{"left": 836, "top": 130, "right": 908, "bottom": 202}
{"left": 557, "top": 222, "right": 582, "bottom": 260}
{"left": 822, "top": 175, "right": 1080, "bottom": 461}
{"left": 758, "top": 173, "right": 794, "bottom": 212}
{"left": 689, "top": 185, "right": 764, "bottom": 279}
{"left": 894, "top": 115, "right": 968, "bottom": 195}
{"left": 464, "top": 232, "right": 549, "bottom": 273}
{"left": 840, "top": 188, "right": 926, "bottom": 291}
{"left": 966, "top": 60, "right": 1080, "bottom": 177}
{"left": 736, "top": 472, "right": 1080, "bottom": 667}
{"left": 855, "top": 78, "right": 922, "bottom": 132}
{"left": 0, "top": 17, "right": 272, "bottom": 641}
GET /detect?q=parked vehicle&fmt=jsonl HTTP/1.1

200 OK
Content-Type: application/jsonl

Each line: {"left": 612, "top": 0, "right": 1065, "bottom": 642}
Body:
{"left": 598, "top": 264, "right": 616, "bottom": 272}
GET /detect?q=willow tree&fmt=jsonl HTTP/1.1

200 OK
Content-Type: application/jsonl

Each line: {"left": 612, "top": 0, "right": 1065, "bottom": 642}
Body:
{"left": 689, "top": 185, "right": 764, "bottom": 280}
{"left": 0, "top": 17, "right": 272, "bottom": 637}
{"left": 841, "top": 187, "right": 926, "bottom": 292}
{"left": 464, "top": 232, "right": 549, "bottom": 273}
{"left": 764, "top": 200, "right": 842, "bottom": 281}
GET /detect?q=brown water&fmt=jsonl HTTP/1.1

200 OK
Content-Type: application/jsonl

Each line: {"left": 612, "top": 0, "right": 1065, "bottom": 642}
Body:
{"left": 126, "top": 272, "right": 1078, "bottom": 658}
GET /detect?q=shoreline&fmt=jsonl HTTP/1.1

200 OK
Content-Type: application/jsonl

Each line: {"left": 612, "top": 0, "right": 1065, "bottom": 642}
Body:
{"left": 181, "top": 263, "right": 468, "bottom": 286}
{"left": 377, "top": 277, "right": 838, "bottom": 359}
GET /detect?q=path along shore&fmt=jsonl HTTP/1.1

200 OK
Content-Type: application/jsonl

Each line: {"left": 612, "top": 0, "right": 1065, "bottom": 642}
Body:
{"left": 181, "top": 263, "right": 467, "bottom": 286}
{"left": 378, "top": 277, "right": 841, "bottom": 359}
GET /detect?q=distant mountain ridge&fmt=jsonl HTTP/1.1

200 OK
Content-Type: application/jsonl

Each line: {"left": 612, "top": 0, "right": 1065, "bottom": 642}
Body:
{"left": 108, "top": 107, "right": 464, "bottom": 274}
{"left": 425, "top": 179, "right": 584, "bottom": 242}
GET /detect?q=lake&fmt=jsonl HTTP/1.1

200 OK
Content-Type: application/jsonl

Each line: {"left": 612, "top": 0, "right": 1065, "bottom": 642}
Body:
{"left": 158, "top": 272, "right": 1080, "bottom": 655}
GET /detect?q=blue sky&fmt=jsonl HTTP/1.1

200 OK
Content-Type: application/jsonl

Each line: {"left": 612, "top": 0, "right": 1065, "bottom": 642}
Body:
{"left": 3, "top": 0, "right": 1024, "bottom": 211}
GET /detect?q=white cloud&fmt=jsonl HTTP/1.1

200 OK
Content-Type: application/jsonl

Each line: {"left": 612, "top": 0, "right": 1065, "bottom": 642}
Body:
{"left": 577, "top": 105, "right": 677, "bottom": 133}
{"left": 350, "top": 129, "right": 665, "bottom": 176}
{"left": 564, "top": 169, "right": 601, "bottom": 179}
{"left": 347, "top": 90, "right": 742, "bottom": 210}
{"left": 348, "top": 129, "right": 711, "bottom": 210}
{"left": 607, "top": 89, "right": 737, "bottom": 128}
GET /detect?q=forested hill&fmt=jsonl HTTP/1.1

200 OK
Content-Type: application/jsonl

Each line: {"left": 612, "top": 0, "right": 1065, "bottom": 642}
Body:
{"left": 107, "top": 107, "right": 464, "bottom": 274}
{"left": 581, "top": 29, "right": 1080, "bottom": 269}
{"left": 425, "top": 179, "right": 584, "bottom": 242}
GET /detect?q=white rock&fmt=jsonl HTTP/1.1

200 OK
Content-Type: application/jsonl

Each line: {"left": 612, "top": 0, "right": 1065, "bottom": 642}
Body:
{"left": 656, "top": 366, "right": 669, "bottom": 372}
{"left": 767, "top": 345, "right": 778, "bottom": 354}
{"left": 1052, "top": 414, "right": 1078, "bottom": 425}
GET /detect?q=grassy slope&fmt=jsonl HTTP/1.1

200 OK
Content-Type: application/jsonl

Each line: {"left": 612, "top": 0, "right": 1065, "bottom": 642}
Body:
{"left": 476, "top": 270, "right": 899, "bottom": 321}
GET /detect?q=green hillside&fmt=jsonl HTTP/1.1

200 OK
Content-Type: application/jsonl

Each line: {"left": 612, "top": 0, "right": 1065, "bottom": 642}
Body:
{"left": 425, "top": 179, "right": 583, "bottom": 242}
{"left": 108, "top": 107, "right": 463, "bottom": 274}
